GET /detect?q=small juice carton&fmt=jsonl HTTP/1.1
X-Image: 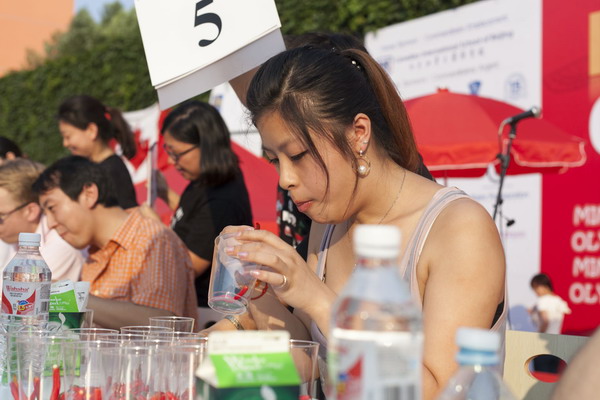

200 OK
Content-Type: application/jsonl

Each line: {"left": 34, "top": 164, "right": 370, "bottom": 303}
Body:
{"left": 197, "top": 331, "right": 301, "bottom": 400}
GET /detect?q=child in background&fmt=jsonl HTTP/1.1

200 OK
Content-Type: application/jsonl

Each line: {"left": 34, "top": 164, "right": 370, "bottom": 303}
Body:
{"left": 530, "top": 273, "right": 571, "bottom": 334}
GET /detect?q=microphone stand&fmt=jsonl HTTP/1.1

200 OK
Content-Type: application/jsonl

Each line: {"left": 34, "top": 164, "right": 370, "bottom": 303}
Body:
{"left": 492, "top": 122, "right": 517, "bottom": 222}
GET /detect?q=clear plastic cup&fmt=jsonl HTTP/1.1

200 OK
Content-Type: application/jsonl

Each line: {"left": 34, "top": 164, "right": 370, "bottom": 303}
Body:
{"left": 66, "top": 327, "right": 120, "bottom": 341}
{"left": 149, "top": 316, "right": 195, "bottom": 332}
{"left": 62, "top": 340, "right": 119, "bottom": 400}
{"left": 156, "top": 343, "right": 207, "bottom": 400}
{"left": 171, "top": 331, "right": 208, "bottom": 345}
{"left": 290, "top": 340, "right": 320, "bottom": 400}
{"left": 207, "top": 232, "right": 260, "bottom": 314}
{"left": 120, "top": 325, "right": 174, "bottom": 340}
{"left": 104, "top": 345, "right": 159, "bottom": 400}
{"left": 14, "top": 333, "right": 71, "bottom": 400}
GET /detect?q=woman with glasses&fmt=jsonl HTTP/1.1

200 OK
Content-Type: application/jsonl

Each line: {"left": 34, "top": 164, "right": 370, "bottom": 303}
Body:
{"left": 57, "top": 95, "right": 138, "bottom": 209}
{"left": 158, "top": 101, "right": 253, "bottom": 309}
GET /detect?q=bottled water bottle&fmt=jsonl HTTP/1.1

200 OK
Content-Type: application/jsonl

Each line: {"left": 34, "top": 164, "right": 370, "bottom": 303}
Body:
{"left": 436, "top": 327, "right": 517, "bottom": 400}
{"left": 329, "top": 225, "right": 423, "bottom": 400}
{"left": 1, "top": 233, "right": 52, "bottom": 322}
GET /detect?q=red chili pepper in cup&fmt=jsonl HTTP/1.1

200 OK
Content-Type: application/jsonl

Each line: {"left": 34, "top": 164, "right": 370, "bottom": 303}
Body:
{"left": 50, "top": 365, "right": 61, "bottom": 400}
{"left": 234, "top": 285, "right": 249, "bottom": 300}
{"left": 29, "top": 377, "right": 40, "bottom": 400}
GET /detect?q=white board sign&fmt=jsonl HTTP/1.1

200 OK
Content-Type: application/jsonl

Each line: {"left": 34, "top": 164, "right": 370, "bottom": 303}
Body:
{"left": 135, "top": 0, "right": 285, "bottom": 108}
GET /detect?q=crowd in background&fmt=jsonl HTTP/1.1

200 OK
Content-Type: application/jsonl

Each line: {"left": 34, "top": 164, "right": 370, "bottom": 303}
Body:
{"left": 0, "top": 94, "right": 253, "bottom": 331}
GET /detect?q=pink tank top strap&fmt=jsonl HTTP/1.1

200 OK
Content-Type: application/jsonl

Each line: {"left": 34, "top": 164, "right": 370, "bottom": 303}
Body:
{"left": 400, "top": 186, "right": 470, "bottom": 310}
{"left": 316, "top": 223, "right": 336, "bottom": 281}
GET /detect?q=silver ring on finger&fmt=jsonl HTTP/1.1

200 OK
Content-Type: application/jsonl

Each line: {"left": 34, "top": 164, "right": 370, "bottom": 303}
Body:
{"left": 273, "top": 274, "right": 289, "bottom": 290}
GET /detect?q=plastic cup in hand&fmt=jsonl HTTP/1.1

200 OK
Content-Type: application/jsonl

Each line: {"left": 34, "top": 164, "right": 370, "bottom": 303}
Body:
{"left": 63, "top": 340, "right": 119, "bottom": 400}
{"left": 290, "top": 340, "right": 320, "bottom": 400}
{"left": 208, "top": 232, "right": 260, "bottom": 314}
{"left": 149, "top": 316, "right": 195, "bottom": 332}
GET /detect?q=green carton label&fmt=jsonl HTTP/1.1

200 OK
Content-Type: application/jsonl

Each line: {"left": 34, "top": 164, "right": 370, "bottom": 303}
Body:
{"left": 49, "top": 288, "right": 79, "bottom": 312}
{"left": 210, "top": 353, "right": 301, "bottom": 387}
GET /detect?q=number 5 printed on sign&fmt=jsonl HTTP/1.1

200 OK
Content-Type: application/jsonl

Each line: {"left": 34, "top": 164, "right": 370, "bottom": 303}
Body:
{"left": 135, "top": 0, "right": 285, "bottom": 109}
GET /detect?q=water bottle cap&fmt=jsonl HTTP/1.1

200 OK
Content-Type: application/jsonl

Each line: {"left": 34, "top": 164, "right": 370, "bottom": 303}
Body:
{"left": 354, "top": 224, "right": 401, "bottom": 258}
{"left": 18, "top": 232, "right": 41, "bottom": 246}
{"left": 455, "top": 327, "right": 500, "bottom": 365}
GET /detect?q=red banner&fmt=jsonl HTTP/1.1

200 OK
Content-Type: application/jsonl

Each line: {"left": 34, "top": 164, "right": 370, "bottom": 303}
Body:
{"left": 542, "top": 0, "right": 600, "bottom": 335}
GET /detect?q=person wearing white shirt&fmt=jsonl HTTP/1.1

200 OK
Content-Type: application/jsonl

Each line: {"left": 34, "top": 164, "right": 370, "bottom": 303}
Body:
{"left": 0, "top": 240, "right": 12, "bottom": 270}
{"left": 0, "top": 159, "right": 84, "bottom": 286}
{"left": 529, "top": 273, "right": 571, "bottom": 334}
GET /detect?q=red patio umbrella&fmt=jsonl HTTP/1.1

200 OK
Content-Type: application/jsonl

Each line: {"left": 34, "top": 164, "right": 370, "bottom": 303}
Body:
{"left": 404, "top": 89, "right": 587, "bottom": 177}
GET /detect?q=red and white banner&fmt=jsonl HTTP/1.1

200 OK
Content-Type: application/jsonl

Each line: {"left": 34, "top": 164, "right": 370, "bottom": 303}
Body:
{"left": 366, "top": 0, "right": 600, "bottom": 335}
{"left": 541, "top": 0, "right": 600, "bottom": 335}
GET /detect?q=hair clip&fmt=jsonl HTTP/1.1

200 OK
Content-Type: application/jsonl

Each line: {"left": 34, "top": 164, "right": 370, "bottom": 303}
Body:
{"left": 350, "top": 58, "right": 362, "bottom": 70}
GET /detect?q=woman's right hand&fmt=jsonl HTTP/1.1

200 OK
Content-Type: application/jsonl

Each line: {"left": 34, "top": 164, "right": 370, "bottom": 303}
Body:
{"left": 222, "top": 227, "right": 336, "bottom": 320}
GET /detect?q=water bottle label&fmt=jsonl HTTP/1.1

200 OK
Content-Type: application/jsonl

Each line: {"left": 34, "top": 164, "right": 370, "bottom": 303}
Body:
{"left": 1, "top": 281, "right": 50, "bottom": 316}
{"left": 329, "top": 328, "right": 422, "bottom": 400}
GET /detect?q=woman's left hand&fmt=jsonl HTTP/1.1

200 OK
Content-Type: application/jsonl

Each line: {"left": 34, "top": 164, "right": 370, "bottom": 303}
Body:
{"left": 229, "top": 229, "right": 329, "bottom": 314}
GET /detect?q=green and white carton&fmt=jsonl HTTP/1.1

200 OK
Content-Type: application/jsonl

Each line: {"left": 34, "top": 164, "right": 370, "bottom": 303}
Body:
{"left": 48, "top": 280, "right": 92, "bottom": 330}
{"left": 197, "top": 330, "right": 301, "bottom": 400}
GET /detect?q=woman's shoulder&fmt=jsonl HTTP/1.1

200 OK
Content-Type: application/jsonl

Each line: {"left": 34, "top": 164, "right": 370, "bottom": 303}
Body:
{"left": 424, "top": 190, "right": 504, "bottom": 268}
{"left": 434, "top": 191, "right": 493, "bottom": 226}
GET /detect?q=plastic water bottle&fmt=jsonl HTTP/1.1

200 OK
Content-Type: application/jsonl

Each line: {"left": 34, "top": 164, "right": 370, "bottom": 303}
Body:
{"left": 328, "top": 225, "right": 423, "bottom": 400}
{"left": 1, "top": 233, "right": 52, "bottom": 322}
{"left": 436, "top": 327, "right": 517, "bottom": 400}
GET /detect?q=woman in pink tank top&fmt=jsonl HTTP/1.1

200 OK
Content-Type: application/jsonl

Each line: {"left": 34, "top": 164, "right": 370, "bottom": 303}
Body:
{"left": 207, "top": 46, "right": 506, "bottom": 399}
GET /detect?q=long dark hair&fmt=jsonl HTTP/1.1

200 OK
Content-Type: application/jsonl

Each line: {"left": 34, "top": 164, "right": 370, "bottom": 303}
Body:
{"left": 57, "top": 95, "right": 137, "bottom": 159}
{"left": 246, "top": 47, "right": 419, "bottom": 195}
{"left": 161, "top": 101, "right": 240, "bottom": 186}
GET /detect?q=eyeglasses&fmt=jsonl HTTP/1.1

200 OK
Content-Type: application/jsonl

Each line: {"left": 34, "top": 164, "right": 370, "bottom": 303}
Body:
{"left": 0, "top": 202, "right": 30, "bottom": 224}
{"left": 163, "top": 144, "right": 198, "bottom": 163}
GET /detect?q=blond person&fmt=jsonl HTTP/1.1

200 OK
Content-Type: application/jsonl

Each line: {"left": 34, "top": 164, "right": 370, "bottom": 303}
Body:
{"left": 0, "top": 159, "right": 84, "bottom": 282}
